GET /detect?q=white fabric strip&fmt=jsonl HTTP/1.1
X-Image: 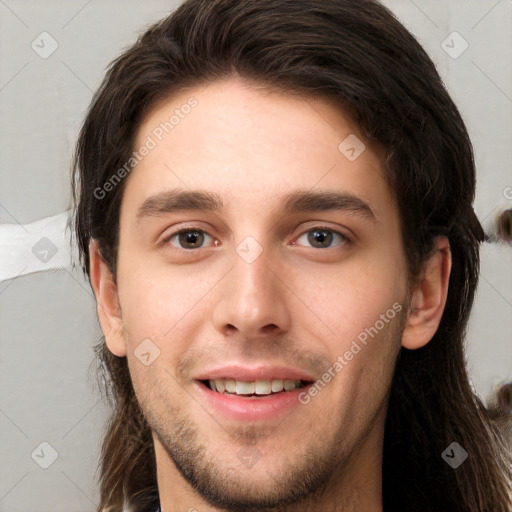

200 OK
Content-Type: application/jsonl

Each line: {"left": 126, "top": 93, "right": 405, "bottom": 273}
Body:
{"left": 0, "top": 211, "right": 76, "bottom": 281}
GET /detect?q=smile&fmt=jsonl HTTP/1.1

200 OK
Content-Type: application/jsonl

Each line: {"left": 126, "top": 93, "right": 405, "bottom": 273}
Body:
{"left": 204, "top": 378, "right": 308, "bottom": 396}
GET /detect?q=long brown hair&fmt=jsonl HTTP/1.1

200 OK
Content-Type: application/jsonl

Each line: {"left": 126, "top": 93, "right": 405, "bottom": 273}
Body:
{"left": 71, "top": 1, "right": 512, "bottom": 510}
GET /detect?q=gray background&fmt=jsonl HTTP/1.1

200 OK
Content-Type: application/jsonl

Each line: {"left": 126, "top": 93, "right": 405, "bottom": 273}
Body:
{"left": 0, "top": 1, "right": 511, "bottom": 510}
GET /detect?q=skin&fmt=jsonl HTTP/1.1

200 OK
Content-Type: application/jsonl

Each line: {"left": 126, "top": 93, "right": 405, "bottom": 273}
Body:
{"left": 90, "top": 77, "right": 451, "bottom": 512}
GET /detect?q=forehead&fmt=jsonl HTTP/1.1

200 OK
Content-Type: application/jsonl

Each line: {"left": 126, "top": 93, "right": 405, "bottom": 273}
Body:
{"left": 122, "top": 78, "right": 394, "bottom": 223}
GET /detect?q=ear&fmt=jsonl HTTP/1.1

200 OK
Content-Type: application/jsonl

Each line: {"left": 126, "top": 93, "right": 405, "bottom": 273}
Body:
{"left": 401, "top": 236, "right": 452, "bottom": 350}
{"left": 89, "top": 239, "right": 126, "bottom": 357}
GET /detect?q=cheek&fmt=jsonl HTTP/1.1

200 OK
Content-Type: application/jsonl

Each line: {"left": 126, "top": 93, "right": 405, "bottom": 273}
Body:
{"left": 116, "top": 262, "right": 217, "bottom": 345}
{"left": 318, "top": 289, "right": 404, "bottom": 413}
{"left": 292, "top": 253, "right": 407, "bottom": 347}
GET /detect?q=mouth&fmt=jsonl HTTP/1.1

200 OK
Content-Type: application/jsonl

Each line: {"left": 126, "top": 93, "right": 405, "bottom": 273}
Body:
{"left": 200, "top": 378, "right": 311, "bottom": 397}
{"left": 194, "top": 365, "right": 317, "bottom": 421}
{"left": 196, "top": 378, "right": 315, "bottom": 422}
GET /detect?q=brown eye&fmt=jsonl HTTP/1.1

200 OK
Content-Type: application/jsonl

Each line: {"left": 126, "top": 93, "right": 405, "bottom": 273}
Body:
{"left": 167, "top": 228, "right": 213, "bottom": 249}
{"left": 308, "top": 229, "right": 333, "bottom": 248}
{"left": 295, "top": 227, "right": 350, "bottom": 249}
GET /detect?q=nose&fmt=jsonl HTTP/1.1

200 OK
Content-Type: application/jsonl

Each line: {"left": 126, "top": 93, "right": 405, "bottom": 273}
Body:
{"left": 211, "top": 238, "right": 292, "bottom": 340}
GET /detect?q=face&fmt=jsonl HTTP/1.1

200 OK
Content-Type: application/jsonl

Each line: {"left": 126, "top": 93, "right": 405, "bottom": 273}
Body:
{"left": 111, "top": 78, "right": 410, "bottom": 509}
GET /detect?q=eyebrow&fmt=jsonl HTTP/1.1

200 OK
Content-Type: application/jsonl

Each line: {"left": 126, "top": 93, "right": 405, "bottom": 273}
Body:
{"left": 136, "top": 189, "right": 223, "bottom": 220}
{"left": 282, "top": 190, "right": 375, "bottom": 220}
{"left": 136, "top": 188, "right": 375, "bottom": 221}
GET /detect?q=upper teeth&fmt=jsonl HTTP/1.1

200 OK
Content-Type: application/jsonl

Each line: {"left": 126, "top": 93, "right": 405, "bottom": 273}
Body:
{"left": 208, "top": 379, "right": 304, "bottom": 395}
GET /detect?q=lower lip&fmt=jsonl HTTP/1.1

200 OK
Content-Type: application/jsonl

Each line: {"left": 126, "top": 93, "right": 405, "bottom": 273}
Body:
{"left": 195, "top": 381, "right": 311, "bottom": 422}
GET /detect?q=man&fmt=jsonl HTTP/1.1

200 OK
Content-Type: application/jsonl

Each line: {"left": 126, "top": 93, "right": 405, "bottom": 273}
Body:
{"left": 71, "top": 0, "right": 512, "bottom": 511}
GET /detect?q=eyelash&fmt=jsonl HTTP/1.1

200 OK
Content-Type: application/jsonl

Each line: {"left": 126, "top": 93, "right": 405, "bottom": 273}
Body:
{"left": 161, "top": 225, "right": 351, "bottom": 250}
